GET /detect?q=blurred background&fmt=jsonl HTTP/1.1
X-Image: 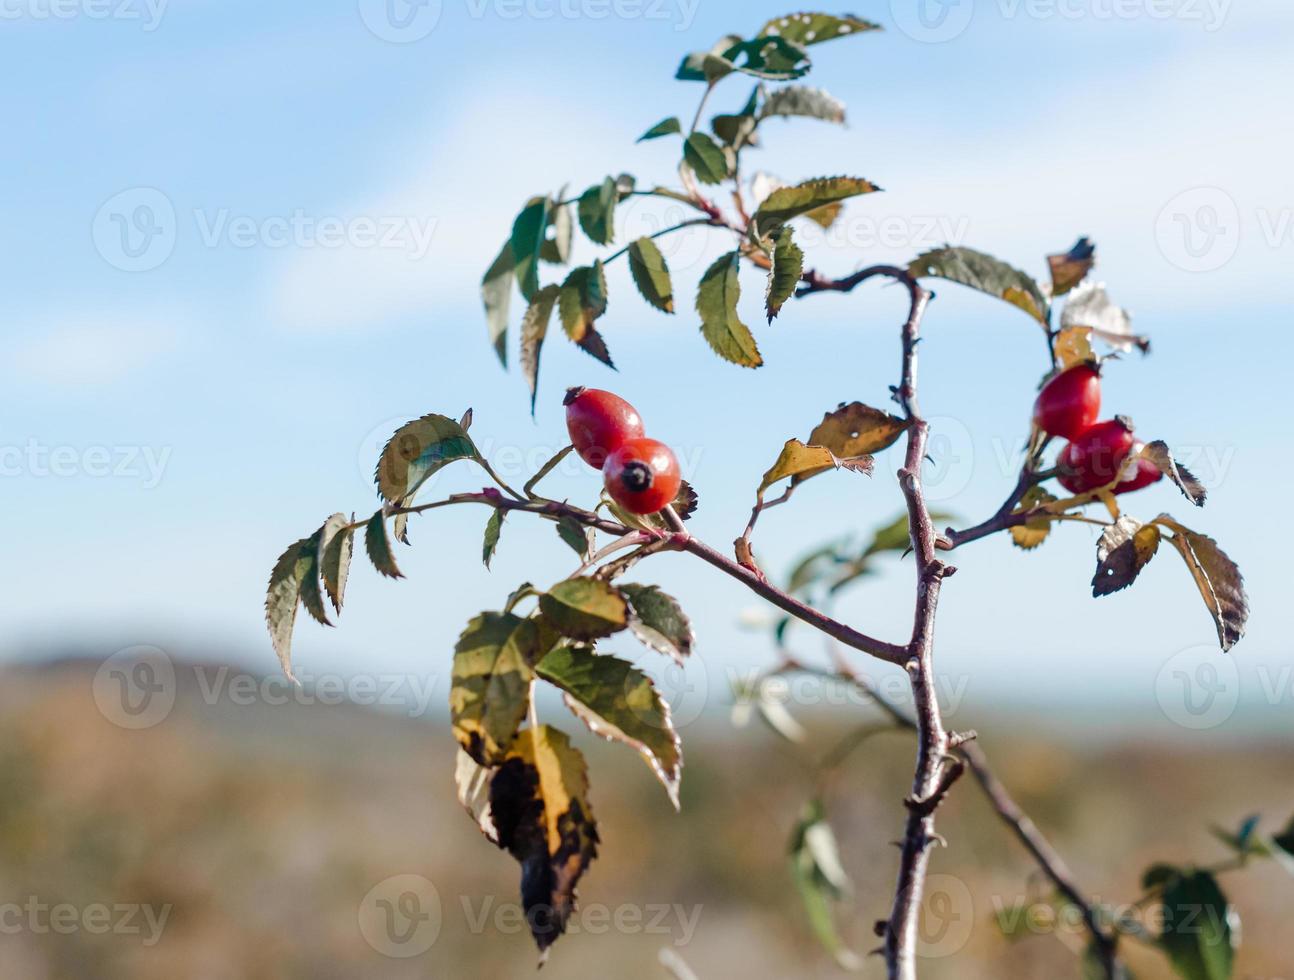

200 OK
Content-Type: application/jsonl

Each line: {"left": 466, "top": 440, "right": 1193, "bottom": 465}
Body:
{"left": 1, "top": 0, "right": 1291, "bottom": 976}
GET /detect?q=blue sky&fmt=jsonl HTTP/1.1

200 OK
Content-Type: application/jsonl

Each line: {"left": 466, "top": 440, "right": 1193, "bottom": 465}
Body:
{"left": 1, "top": 0, "right": 1291, "bottom": 730}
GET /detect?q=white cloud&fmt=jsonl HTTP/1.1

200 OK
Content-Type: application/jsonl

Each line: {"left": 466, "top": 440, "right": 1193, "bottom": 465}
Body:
{"left": 7, "top": 314, "right": 184, "bottom": 386}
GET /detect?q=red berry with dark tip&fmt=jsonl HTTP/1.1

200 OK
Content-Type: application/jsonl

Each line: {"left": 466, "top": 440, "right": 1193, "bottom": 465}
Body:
{"left": 602, "top": 437, "right": 681, "bottom": 515}
{"left": 564, "top": 387, "right": 645, "bottom": 468}
{"left": 1033, "top": 364, "right": 1101, "bottom": 441}
{"left": 1115, "top": 444, "right": 1164, "bottom": 495}
{"left": 1057, "top": 417, "right": 1136, "bottom": 494}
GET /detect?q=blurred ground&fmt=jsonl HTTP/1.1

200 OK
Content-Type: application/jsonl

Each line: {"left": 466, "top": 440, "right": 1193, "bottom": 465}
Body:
{"left": 0, "top": 656, "right": 1290, "bottom": 979}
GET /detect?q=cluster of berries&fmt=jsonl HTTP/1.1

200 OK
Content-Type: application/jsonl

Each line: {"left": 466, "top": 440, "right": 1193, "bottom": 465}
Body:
{"left": 564, "top": 388, "right": 682, "bottom": 515}
{"left": 1032, "top": 364, "right": 1162, "bottom": 495}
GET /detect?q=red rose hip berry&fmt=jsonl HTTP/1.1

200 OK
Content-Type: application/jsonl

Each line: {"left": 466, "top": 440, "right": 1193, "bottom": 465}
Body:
{"left": 1057, "top": 417, "right": 1136, "bottom": 494}
{"left": 602, "top": 437, "right": 681, "bottom": 515}
{"left": 1033, "top": 364, "right": 1101, "bottom": 441}
{"left": 564, "top": 387, "right": 646, "bottom": 468}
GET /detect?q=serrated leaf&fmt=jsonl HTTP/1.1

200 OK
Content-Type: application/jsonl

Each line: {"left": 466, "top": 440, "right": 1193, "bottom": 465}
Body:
{"left": 1092, "top": 516, "right": 1161, "bottom": 595}
{"left": 759, "top": 438, "right": 873, "bottom": 498}
{"left": 455, "top": 748, "right": 499, "bottom": 844}
{"left": 374, "top": 413, "right": 480, "bottom": 504}
{"left": 1054, "top": 325, "right": 1095, "bottom": 370}
{"left": 759, "top": 84, "right": 846, "bottom": 124}
{"left": 1062, "top": 281, "right": 1149, "bottom": 353}
{"left": 909, "top": 246, "right": 1050, "bottom": 326}
{"left": 319, "top": 514, "right": 355, "bottom": 614}
{"left": 510, "top": 196, "right": 549, "bottom": 302}
{"left": 637, "top": 116, "right": 682, "bottom": 141}
{"left": 1010, "top": 485, "right": 1058, "bottom": 551}
{"left": 537, "top": 644, "right": 682, "bottom": 808}
{"left": 621, "top": 584, "right": 694, "bottom": 665}
{"left": 802, "top": 402, "right": 909, "bottom": 467}
{"left": 451, "top": 611, "right": 551, "bottom": 765}
{"left": 482, "top": 241, "right": 514, "bottom": 366}
{"left": 1047, "top": 237, "right": 1096, "bottom": 297}
{"left": 671, "top": 480, "right": 699, "bottom": 520}
{"left": 298, "top": 524, "right": 332, "bottom": 628}
{"left": 759, "top": 11, "right": 881, "bottom": 46}
{"left": 555, "top": 515, "right": 592, "bottom": 558}
{"left": 539, "top": 198, "right": 572, "bottom": 265}
{"left": 577, "top": 177, "right": 618, "bottom": 246}
{"left": 1158, "top": 871, "right": 1236, "bottom": 980}
{"left": 265, "top": 537, "right": 312, "bottom": 682}
{"left": 489, "top": 725, "right": 598, "bottom": 953}
{"left": 483, "top": 509, "right": 506, "bottom": 569}
{"left": 753, "top": 176, "right": 879, "bottom": 237}
{"left": 1140, "top": 441, "right": 1207, "bottom": 506}
{"left": 697, "top": 251, "right": 762, "bottom": 367}
{"left": 364, "top": 510, "right": 403, "bottom": 580}
{"left": 628, "top": 237, "right": 674, "bottom": 313}
{"left": 804, "top": 201, "right": 842, "bottom": 229}
{"left": 392, "top": 505, "right": 411, "bottom": 546}
{"left": 789, "top": 800, "right": 862, "bottom": 970}
{"left": 1156, "top": 516, "right": 1248, "bottom": 651}
{"left": 524, "top": 445, "right": 574, "bottom": 498}
{"left": 766, "top": 226, "right": 803, "bottom": 322}
{"left": 520, "top": 283, "right": 560, "bottom": 413}
{"left": 682, "top": 132, "right": 729, "bottom": 185}
{"left": 558, "top": 263, "right": 614, "bottom": 368}
{"left": 540, "top": 577, "right": 630, "bottom": 641}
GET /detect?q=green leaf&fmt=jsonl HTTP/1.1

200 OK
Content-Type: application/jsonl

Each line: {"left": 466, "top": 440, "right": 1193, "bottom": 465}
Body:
{"left": 520, "top": 283, "right": 561, "bottom": 413}
{"left": 697, "top": 251, "right": 762, "bottom": 368}
{"left": 1155, "top": 516, "right": 1248, "bottom": 651}
{"left": 265, "top": 537, "right": 312, "bottom": 682}
{"left": 540, "top": 577, "right": 629, "bottom": 641}
{"left": 789, "top": 800, "right": 861, "bottom": 970}
{"left": 637, "top": 116, "right": 682, "bottom": 142}
{"left": 1273, "top": 817, "right": 1294, "bottom": 856}
{"left": 539, "top": 198, "right": 573, "bottom": 265}
{"left": 720, "top": 35, "right": 812, "bottom": 81}
{"left": 1092, "top": 516, "right": 1161, "bottom": 595}
{"left": 524, "top": 445, "right": 574, "bottom": 498}
{"left": 1158, "top": 871, "right": 1236, "bottom": 980}
{"left": 374, "top": 413, "right": 480, "bottom": 504}
{"left": 759, "top": 85, "right": 846, "bottom": 124}
{"left": 298, "top": 524, "right": 332, "bottom": 628}
{"left": 490, "top": 725, "right": 598, "bottom": 953}
{"left": 481, "top": 241, "right": 514, "bottom": 366}
{"left": 766, "top": 226, "right": 804, "bottom": 321}
{"left": 482, "top": 509, "right": 505, "bottom": 569}
{"left": 510, "top": 196, "right": 550, "bottom": 302}
{"left": 682, "top": 132, "right": 729, "bottom": 185}
{"left": 558, "top": 263, "right": 615, "bottom": 368}
{"left": 537, "top": 644, "right": 682, "bottom": 808}
{"left": 752, "top": 176, "right": 879, "bottom": 238}
{"left": 319, "top": 514, "right": 355, "bottom": 614}
{"left": 451, "top": 611, "right": 552, "bottom": 765}
{"left": 759, "top": 11, "right": 881, "bottom": 46}
{"left": 627, "top": 237, "right": 674, "bottom": 313}
{"left": 1047, "top": 237, "right": 1095, "bottom": 297}
{"left": 621, "top": 584, "right": 694, "bottom": 665}
{"left": 577, "top": 177, "right": 618, "bottom": 246}
{"left": 364, "top": 510, "right": 403, "bottom": 580}
{"left": 676, "top": 33, "right": 744, "bottom": 82}
{"left": 909, "top": 246, "right": 1050, "bottom": 326}
{"left": 555, "top": 515, "right": 592, "bottom": 558}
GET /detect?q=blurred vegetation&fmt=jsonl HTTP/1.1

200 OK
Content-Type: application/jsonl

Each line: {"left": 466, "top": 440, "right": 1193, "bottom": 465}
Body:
{"left": 0, "top": 656, "right": 1290, "bottom": 979}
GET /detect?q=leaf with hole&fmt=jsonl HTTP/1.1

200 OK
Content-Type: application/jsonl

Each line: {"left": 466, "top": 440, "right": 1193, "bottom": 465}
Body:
{"left": 537, "top": 644, "right": 682, "bottom": 808}
{"left": 759, "top": 11, "right": 881, "bottom": 46}
{"left": 1092, "top": 516, "right": 1161, "bottom": 595}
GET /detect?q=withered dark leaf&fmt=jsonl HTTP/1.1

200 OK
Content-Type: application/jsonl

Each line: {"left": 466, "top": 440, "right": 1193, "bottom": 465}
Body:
{"left": 1092, "top": 516, "right": 1161, "bottom": 596}
{"left": 1141, "top": 441, "right": 1207, "bottom": 507}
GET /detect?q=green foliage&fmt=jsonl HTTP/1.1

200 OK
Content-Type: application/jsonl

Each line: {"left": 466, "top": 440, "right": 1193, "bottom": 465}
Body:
{"left": 364, "top": 510, "right": 403, "bottom": 580}
{"left": 1156, "top": 870, "right": 1236, "bottom": 980}
{"left": 510, "top": 196, "right": 550, "bottom": 302}
{"left": 265, "top": 536, "right": 313, "bottom": 682}
{"left": 697, "top": 251, "right": 762, "bottom": 367}
{"left": 558, "top": 262, "right": 614, "bottom": 367}
{"left": 627, "top": 237, "right": 674, "bottom": 313}
{"left": 374, "top": 413, "right": 479, "bottom": 504}
{"left": 481, "top": 242, "right": 514, "bottom": 365}
{"left": 758, "top": 12, "right": 881, "bottom": 46}
{"left": 482, "top": 509, "right": 505, "bottom": 569}
{"left": 577, "top": 177, "right": 618, "bottom": 246}
{"left": 789, "top": 800, "right": 861, "bottom": 969}
{"left": 539, "top": 578, "right": 630, "bottom": 641}
{"left": 637, "top": 116, "right": 681, "bottom": 142}
{"left": 682, "top": 132, "right": 729, "bottom": 185}
{"left": 319, "top": 514, "right": 354, "bottom": 614}
{"left": 620, "top": 584, "right": 694, "bottom": 665}
{"left": 520, "top": 284, "right": 560, "bottom": 412}
{"left": 909, "top": 245, "right": 1051, "bottom": 327}
{"left": 752, "top": 176, "right": 879, "bottom": 238}
{"left": 765, "top": 226, "right": 803, "bottom": 321}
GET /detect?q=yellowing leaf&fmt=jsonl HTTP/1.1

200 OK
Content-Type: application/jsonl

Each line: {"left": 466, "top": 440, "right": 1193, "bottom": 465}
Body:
{"left": 909, "top": 246, "right": 1050, "bottom": 326}
{"left": 1010, "top": 486, "right": 1058, "bottom": 551}
{"left": 540, "top": 577, "right": 630, "bottom": 641}
{"left": 696, "top": 251, "right": 762, "bottom": 367}
{"left": 537, "top": 644, "right": 682, "bottom": 808}
{"left": 490, "top": 725, "right": 598, "bottom": 954}
{"left": 759, "top": 439, "right": 873, "bottom": 498}
{"left": 753, "top": 176, "right": 879, "bottom": 238}
{"left": 319, "top": 514, "right": 355, "bottom": 614}
{"left": 1156, "top": 516, "right": 1248, "bottom": 651}
{"left": 558, "top": 262, "right": 614, "bottom": 367}
{"left": 265, "top": 537, "right": 312, "bottom": 682}
{"left": 1054, "top": 326, "right": 1095, "bottom": 371}
{"left": 1046, "top": 237, "right": 1096, "bottom": 297}
{"left": 1092, "top": 516, "right": 1161, "bottom": 595}
{"left": 803, "top": 402, "right": 910, "bottom": 463}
